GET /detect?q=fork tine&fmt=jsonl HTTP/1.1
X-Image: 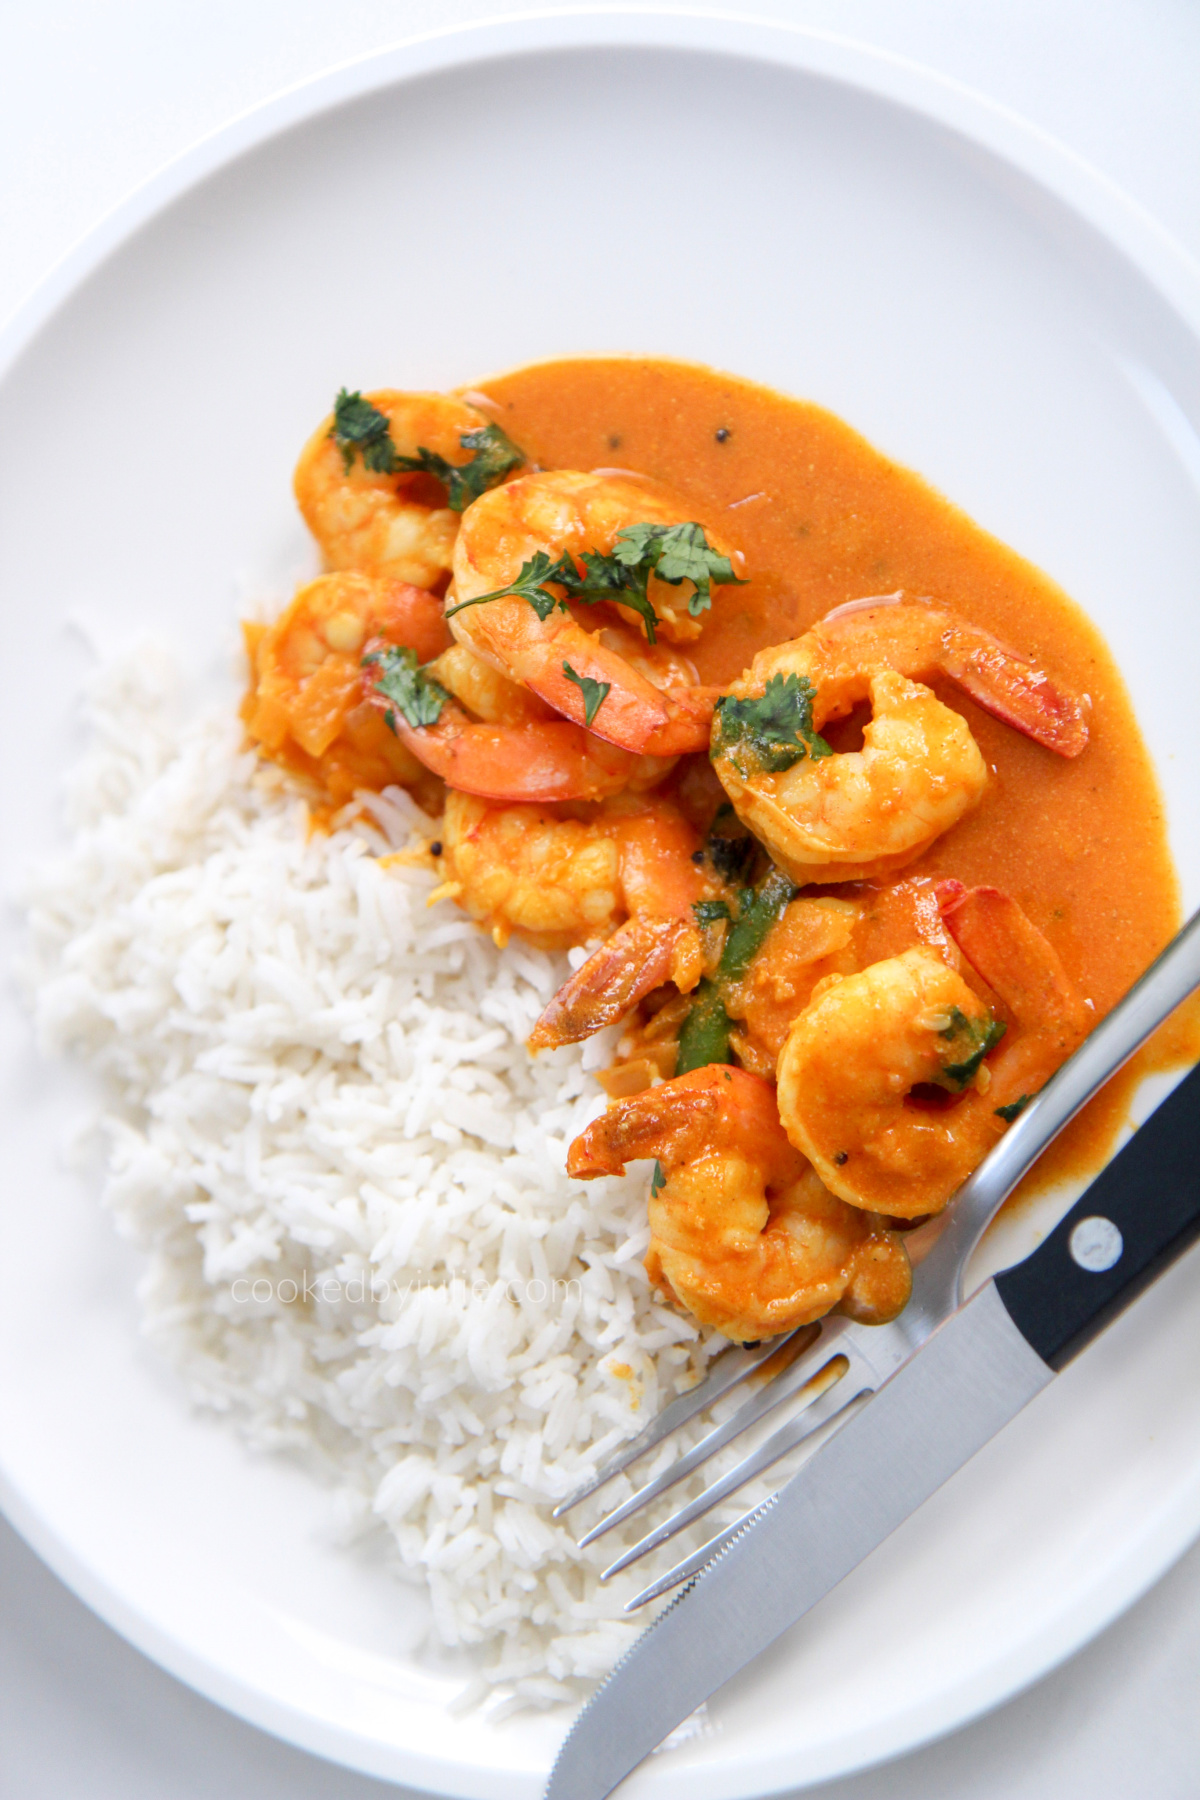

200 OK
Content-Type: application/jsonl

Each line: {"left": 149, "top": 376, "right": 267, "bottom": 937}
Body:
{"left": 551, "top": 1324, "right": 821, "bottom": 1518}
{"left": 624, "top": 1508, "right": 767, "bottom": 1611}
{"left": 600, "top": 1351, "right": 877, "bottom": 1585}
{"left": 576, "top": 1324, "right": 855, "bottom": 1548}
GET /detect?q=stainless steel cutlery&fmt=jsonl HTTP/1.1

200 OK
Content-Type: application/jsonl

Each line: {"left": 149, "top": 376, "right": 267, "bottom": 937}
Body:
{"left": 547, "top": 906, "right": 1200, "bottom": 1799}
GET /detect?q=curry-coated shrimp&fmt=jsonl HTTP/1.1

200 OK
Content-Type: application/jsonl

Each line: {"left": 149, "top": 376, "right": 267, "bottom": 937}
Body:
{"left": 434, "top": 790, "right": 714, "bottom": 955}
{"left": 567, "top": 1065, "right": 912, "bottom": 1342}
{"left": 716, "top": 665, "right": 988, "bottom": 886}
{"left": 294, "top": 390, "right": 524, "bottom": 588}
{"left": 711, "top": 600, "right": 1089, "bottom": 885}
{"left": 368, "top": 640, "right": 675, "bottom": 804}
{"left": 776, "top": 884, "right": 1090, "bottom": 1217}
{"left": 448, "top": 470, "right": 737, "bottom": 756}
{"left": 243, "top": 571, "right": 450, "bottom": 808}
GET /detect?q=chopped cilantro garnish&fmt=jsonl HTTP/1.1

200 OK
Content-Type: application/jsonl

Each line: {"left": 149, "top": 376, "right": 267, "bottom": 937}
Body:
{"left": 568, "top": 545, "right": 665, "bottom": 641}
{"left": 650, "top": 1160, "right": 667, "bottom": 1198}
{"left": 363, "top": 645, "right": 449, "bottom": 730}
{"left": 610, "top": 521, "right": 746, "bottom": 619}
{"left": 330, "top": 389, "right": 399, "bottom": 475}
{"left": 394, "top": 421, "right": 526, "bottom": 511}
{"left": 940, "top": 1015, "right": 1007, "bottom": 1090}
{"left": 447, "top": 549, "right": 570, "bottom": 624}
{"left": 995, "top": 1094, "right": 1031, "bottom": 1123}
{"left": 692, "top": 899, "right": 731, "bottom": 924}
{"left": 445, "top": 520, "right": 742, "bottom": 646}
{"left": 446, "top": 545, "right": 663, "bottom": 641}
{"left": 676, "top": 867, "right": 798, "bottom": 1075}
{"left": 713, "top": 673, "right": 833, "bottom": 775}
{"left": 720, "top": 868, "right": 797, "bottom": 982}
{"left": 561, "top": 662, "right": 611, "bottom": 727}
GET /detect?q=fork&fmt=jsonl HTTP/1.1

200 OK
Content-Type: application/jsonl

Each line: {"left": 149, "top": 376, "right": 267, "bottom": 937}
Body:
{"left": 554, "top": 906, "right": 1200, "bottom": 1610}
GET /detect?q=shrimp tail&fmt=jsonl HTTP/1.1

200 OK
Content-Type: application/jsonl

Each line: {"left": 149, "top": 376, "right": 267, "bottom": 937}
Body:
{"left": 639, "top": 686, "right": 722, "bottom": 756}
{"left": 386, "top": 699, "right": 637, "bottom": 802}
{"left": 529, "top": 916, "right": 703, "bottom": 1051}
{"left": 376, "top": 581, "right": 455, "bottom": 664}
{"left": 937, "top": 639, "right": 1090, "bottom": 759}
{"left": 567, "top": 1066, "right": 782, "bottom": 1179}
{"left": 525, "top": 654, "right": 717, "bottom": 755}
{"left": 937, "top": 882, "right": 1091, "bottom": 1040}
{"left": 815, "top": 603, "right": 1090, "bottom": 758}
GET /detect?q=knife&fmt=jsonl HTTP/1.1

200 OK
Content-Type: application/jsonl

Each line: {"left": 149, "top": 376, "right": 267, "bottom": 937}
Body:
{"left": 546, "top": 914, "right": 1200, "bottom": 1800}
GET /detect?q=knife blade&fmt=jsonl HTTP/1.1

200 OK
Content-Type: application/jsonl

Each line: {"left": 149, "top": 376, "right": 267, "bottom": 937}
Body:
{"left": 546, "top": 1054, "right": 1200, "bottom": 1800}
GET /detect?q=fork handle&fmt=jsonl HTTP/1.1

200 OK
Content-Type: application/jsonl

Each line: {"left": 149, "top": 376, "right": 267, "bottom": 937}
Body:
{"left": 995, "top": 1058, "right": 1200, "bottom": 1368}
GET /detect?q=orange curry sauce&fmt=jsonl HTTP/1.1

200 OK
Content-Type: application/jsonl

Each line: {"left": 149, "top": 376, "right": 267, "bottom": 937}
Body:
{"left": 477, "top": 355, "right": 1199, "bottom": 1203}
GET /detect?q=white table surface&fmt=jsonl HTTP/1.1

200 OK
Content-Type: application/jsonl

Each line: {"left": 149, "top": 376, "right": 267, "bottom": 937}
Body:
{"left": 3, "top": 3, "right": 1200, "bottom": 1795}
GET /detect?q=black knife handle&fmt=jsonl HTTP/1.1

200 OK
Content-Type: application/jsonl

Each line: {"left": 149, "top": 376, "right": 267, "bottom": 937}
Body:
{"left": 995, "top": 1060, "right": 1200, "bottom": 1370}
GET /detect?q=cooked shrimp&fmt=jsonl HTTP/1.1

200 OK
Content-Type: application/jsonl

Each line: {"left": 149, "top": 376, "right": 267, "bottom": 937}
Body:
{"left": 243, "top": 571, "right": 450, "bottom": 808}
{"left": 776, "top": 885, "right": 1090, "bottom": 1217}
{"left": 567, "top": 1065, "right": 912, "bottom": 1342}
{"left": 528, "top": 783, "right": 751, "bottom": 1047}
{"left": 448, "top": 470, "right": 736, "bottom": 756}
{"left": 372, "top": 640, "right": 674, "bottom": 804}
{"left": 714, "top": 665, "right": 986, "bottom": 885}
{"left": 435, "top": 790, "right": 712, "bottom": 954}
{"left": 711, "top": 600, "right": 1088, "bottom": 884}
{"left": 295, "top": 390, "right": 522, "bottom": 587}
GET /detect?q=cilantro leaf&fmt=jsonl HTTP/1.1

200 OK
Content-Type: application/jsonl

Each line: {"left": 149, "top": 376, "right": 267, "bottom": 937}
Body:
{"left": 327, "top": 396, "right": 525, "bottom": 503}
{"left": 613, "top": 521, "right": 746, "bottom": 618}
{"left": 445, "top": 550, "right": 573, "bottom": 625}
{"left": 713, "top": 673, "right": 833, "bottom": 774}
{"left": 364, "top": 645, "right": 449, "bottom": 730}
{"left": 330, "top": 389, "right": 399, "bottom": 475}
{"left": 444, "top": 519, "right": 743, "bottom": 646}
{"left": 562, "top": 548, "right": 662, "bottom": 641}
{"left": 394, "top": 421, "right": 527, "bottom": 512}
{"left": 445, "top": 545, "right": 663, "bottom": 641}
{"left": 720, "top": 868, "right": 797, "bottom": 982}
{"left": 692, "top": 899, "right": 732, "bottom": 924}
{"left": 940, "top": 1015, "right": 1007, "bottom": 1090}
{"left": 562, "top": 662, "right": 611, "bottom": 727}
{"left": 675, "top": 867, "right": 798, "bottom": 1075}
{"left": 650, "top": 1160, "right": 667, "bottom": 1198}
{"left": 995, "top": 1093, "right": 1031, "bottom": 1123}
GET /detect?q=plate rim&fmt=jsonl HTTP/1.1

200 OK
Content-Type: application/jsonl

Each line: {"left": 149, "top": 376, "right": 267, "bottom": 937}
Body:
{"left": 5, "top": 5, "right": 1200, "bottom": 378}
{"left": 4, "top": 9, "right": 1200, "bottom": 1794}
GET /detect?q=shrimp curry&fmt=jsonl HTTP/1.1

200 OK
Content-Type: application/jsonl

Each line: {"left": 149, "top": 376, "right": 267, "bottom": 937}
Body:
{"left": 242, "top": 356, "right": 1192, "bottom": 1346}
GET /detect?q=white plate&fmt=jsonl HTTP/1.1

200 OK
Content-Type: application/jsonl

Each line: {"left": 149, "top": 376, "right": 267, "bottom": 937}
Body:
{"left": 3, "top": 11, "right": 1200, "bottom": 1796}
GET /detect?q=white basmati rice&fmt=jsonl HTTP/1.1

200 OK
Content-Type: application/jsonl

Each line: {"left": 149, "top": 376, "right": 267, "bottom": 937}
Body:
{"left": 19, "top": 642, "right": 760, "bottom": 1712}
